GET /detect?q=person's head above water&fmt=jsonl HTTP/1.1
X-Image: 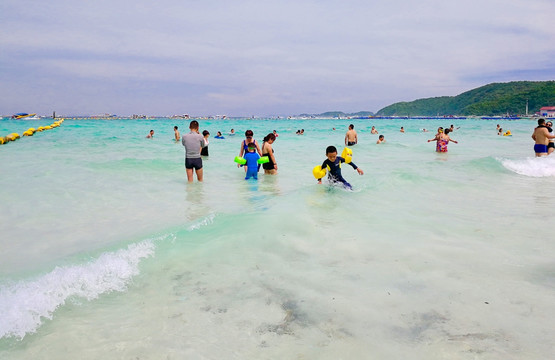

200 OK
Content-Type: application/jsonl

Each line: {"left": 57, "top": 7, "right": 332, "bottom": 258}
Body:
{"left": 326, "top": 145, "right": 338, "bottom": 161}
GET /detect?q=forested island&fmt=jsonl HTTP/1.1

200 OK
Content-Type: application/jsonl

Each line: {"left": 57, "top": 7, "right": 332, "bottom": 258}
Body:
{"left": 375, "top": 81, "right": 555, "bottom": 116}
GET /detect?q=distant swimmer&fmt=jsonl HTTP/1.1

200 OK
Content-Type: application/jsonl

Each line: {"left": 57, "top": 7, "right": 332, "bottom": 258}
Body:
{"left": 422, "top": 128, "right": 428, "bottom": 132}
{"left": 400, "top": 126, "right": 405, "bottom": 133}
{"left": 345, "top": 124, "right": 358, "bottom": 146}
{"left": 532, "top": 118, "right": 555, "bottom": 157}
{"left": 316, "top": 145, "right": 363, "bottom": 190}
{"left": 376, "top": 135, "right": 385, "bottom": 144}
{"left": 174, "top": 126, "right": 180, "bottom": 141}
{"left": 215, "top": 131, "right": 225, "bottom": 139}
{"left": 371, "top": 126, "right": 378, "bottom": 134}
{"left": 273, "top": 129, "right": 279, "bottom": 138}
{"left": 229, "top": 128, "right": 236, "bottom": 136}
{"left": 146, "top": 130, "right": 154, "bottom": 138}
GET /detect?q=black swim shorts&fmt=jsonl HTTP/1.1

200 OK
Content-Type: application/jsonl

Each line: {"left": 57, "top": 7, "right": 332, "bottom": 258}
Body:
{"left": 548, "top": 142, "right": 555, "bottom": 149}
{"left": 185, "top": 157, "right": 203, "bottom": 170}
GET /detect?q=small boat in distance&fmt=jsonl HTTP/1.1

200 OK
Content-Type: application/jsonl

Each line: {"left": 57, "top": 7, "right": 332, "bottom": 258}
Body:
{"left": 11, "top": 113, "right": 39, "bottom": 119}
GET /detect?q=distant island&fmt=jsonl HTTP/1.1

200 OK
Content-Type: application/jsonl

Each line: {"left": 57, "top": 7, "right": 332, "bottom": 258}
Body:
{"left": 375, "top": 81, "right": 555, "bottom": 116}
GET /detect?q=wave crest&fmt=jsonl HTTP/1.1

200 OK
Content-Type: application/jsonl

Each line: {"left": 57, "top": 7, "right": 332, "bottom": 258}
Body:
{"left": 0, "top": 240, "right": 155, "bottom": 340}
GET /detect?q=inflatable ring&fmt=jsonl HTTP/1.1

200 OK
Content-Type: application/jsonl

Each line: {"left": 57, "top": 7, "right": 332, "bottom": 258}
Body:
{"left": 341, "top": 147, "right": 353, "bottom": 163}
{"left": 257, "top": 156, "right": 269, "bottom": 164}
{"left": 0, "top": 136, "right": 7, "bottom": 145}
{"left": 234, "top": 156, "right": 247, "bottom": 165}
{"left": 313, "top": 165, "right": 326, "bottom": 179}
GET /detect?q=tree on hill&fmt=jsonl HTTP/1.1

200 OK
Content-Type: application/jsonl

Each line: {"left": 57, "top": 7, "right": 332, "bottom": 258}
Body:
{"left": 376, "top": 81, "right": 555, "bottom": 116}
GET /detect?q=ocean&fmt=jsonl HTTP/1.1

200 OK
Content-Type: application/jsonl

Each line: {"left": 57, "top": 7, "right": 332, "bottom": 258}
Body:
{"left": 1, "top": 117, "right": 554, "bottom": 359}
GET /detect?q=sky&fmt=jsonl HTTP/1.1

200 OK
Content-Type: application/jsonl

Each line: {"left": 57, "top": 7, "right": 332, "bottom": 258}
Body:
{"left": 1, "top": 0, "right": 554, "bottom": 117}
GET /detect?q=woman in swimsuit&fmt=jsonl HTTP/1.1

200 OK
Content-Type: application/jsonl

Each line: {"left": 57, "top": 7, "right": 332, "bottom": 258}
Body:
{"left": 428, "top": 127, "right": 457, "bottom": 152}
{"left": 261, "top": 133, "right": 277, "bottom": 174}
{"left": 238, "top": 130, "right": 262, "bottom": 172}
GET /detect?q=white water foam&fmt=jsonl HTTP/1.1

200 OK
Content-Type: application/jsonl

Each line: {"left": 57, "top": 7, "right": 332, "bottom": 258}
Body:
{"left": 188, "top": 213, "right": 216, "bottom": 231}
{"left": 0, "top": 240, "right": 155, "bottom": 340}
{"left": 500, "top": 156, "right": 555, "bottom": 177}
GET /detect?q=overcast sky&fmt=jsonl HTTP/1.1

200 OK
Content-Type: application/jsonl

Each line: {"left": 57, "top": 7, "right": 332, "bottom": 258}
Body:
{"left": 1, "top": 0, "right": 553, "bottom": 117}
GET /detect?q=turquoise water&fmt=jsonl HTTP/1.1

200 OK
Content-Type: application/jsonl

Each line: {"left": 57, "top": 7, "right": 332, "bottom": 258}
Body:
{"left": 1, "top": 117, "right": 554, "bottom": 359}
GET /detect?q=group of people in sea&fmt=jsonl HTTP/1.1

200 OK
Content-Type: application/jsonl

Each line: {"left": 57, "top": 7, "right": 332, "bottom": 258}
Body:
{"left": 145, "top": 119, "right": 555, "bottom": 187}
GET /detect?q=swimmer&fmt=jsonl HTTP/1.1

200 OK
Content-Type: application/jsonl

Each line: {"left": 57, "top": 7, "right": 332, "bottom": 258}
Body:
{"left": 244, "top": 143, "right": 260, "bottom": 180}
{"left": 428, "top": 128, "right": 457, "bottom": 152}
{"left": 547, "top": 121, "right": 554, "bottom": 155}
{"left": 174, "top": 126, "right": 180, "bottom": 141}
{"left": 400, "top": 126, "right": 405, "bottom": 133}
{"left": 146, "top": 129, "right": 154, "bottom": 138}
{"left": 317, "top": 145, "right": 363, "bottom": 190}
{"left": 229, "top": 128, "right": 236, "bottom": 136}
{"left": 371, "top": 126, "right": 378, "bottom": 134}
{"left": 273, "top": 130, "right": 279, "bottom": 138}
{"left": 238, "top": 130, "right": 262, "bottom": 173}
{"left": 261, "top": 133, "right": 277, "bottom": 174}
{"left": 376, "top": 135, "right": 385, "bottom": 144}
{"left": 201, "top": 130, "right": 210, "bottom": 156}
{"left": 182, "top": 121, "right": 207, "bottom": 182}
{"left": 215, "top": 131, "right": 225, "bottom": 139}
{"left": 532, "top": 118, "right": 555, "bottom": 157}
{"left": 345, "top": 124, "right": 358, "bottom": 146}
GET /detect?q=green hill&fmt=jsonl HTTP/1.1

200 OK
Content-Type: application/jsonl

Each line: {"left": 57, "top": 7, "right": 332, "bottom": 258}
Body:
{"left": 376, "top": 81, "right": 555, "bottom": 116}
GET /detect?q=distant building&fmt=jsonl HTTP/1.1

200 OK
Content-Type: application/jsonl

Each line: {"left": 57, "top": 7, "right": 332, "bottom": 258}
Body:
{"left": 540, "top": 106, "right": 555, "bottom": 118}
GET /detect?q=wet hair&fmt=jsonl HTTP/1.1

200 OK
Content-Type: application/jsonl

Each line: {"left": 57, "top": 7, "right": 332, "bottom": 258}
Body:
{"left": 245, "top": 130, "right": 254, "bottom": 137}
{"left": 202, "top": 130, "right": 209, "bottom": 136}
{"left": 349, "top": 124, "right": 354, "bottom": 129}
{"left": 189, "top": 120, "right": 199, "bottom": 129}
{"left": 326, "top": 145, "right": 337, "bottom": 154}
{"left": 174, "top": 126, "right": 178, "bottom": 130}
{"left": 263, "top": 133, "right": 276, "bottom": 142}
{"left": 379, "top": 135, "right": 384, "bottom": 139}
{"left": 444, "top": 129, "right": 451, "bottom": 135}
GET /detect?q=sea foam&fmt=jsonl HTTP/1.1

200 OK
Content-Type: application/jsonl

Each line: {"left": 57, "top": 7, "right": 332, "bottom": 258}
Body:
{"left": 0, "top": 240, "right": 155, "bottom": 340}
{"left": 500, "top": 156, "right": 555, "bottom": 177}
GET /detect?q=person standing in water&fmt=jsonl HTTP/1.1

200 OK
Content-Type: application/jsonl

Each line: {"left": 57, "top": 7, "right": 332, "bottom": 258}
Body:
{"left": 174, "top": 126, "right": 180, "bottom": 141}
{"left": 317, "top": 145, "right": 363, "bottom": 190}
{"left": 532, "top": 118, "right": 555, "bottom": 157}
{"left": 238, "top": 130, "right": 262, "bottom": 173}
{"left": 261, "top": 133, "right": 278, "bottom": 174}
{"left": 182, "top": 120, "right": 207, "bottom": 182}
{"left": 345, "top": 124, "right": 358, "bottom": 146}
{"left": 146, "top": 130, "right": 154, "bottom": 138}
{"left": 428, "top": 128, "right": 457, "bottom": 152}
{"left": 201, "top": 130, "right": 210, "bottom": 156}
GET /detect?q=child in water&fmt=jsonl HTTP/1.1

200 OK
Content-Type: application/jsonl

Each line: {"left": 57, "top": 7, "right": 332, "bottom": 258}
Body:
{"left": 317, "top": 145, "right": 363, "bottom": 189}
{"left": 244, "top": 143, "right": 260, "bottom": 180}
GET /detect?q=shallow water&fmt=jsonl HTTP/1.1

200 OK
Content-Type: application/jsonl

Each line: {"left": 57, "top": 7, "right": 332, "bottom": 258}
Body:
{"left": 1, "top": 117, "right": 554, "bottom": 359}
